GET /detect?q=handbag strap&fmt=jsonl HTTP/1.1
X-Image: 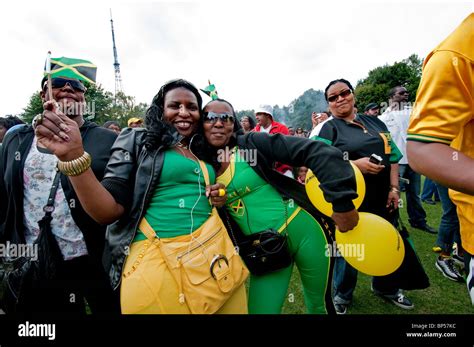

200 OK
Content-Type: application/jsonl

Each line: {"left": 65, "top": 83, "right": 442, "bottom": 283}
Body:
{"left": 139, "top": 218, "right": 158, "bottom": 241}
{"left": 197, "top": 160, "right": 210, "bottom": 187}
{"left": 221, "top": 207, "right": 240, "bottom": 247}
{"left": 43, "top": 171, "right": 61, "bottom": 218}
{"left": 197, "top": 159, "right": 214, "bottom": 207}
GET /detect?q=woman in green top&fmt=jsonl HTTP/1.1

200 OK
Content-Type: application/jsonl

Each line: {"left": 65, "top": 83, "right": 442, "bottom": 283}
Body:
{"left": 34, "top": 79, "right": 247, "bottom": 314}
{"left": 196, "top": 99, "right": 360, "bottom": 314}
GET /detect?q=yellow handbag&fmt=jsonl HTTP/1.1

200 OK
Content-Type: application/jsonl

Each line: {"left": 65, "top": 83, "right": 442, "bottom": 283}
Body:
{"left": 138, "top": 160, "right": 249, "bottom": 314}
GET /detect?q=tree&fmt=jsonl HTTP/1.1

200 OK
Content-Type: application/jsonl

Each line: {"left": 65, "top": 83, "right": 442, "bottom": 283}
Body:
{"left": 81, "top": 83, "right": 115, "bottom": 126}
{"left": 21, "top": 92, "right": 43, "bottom": 124}
{"left": 286, "top": 89, "right": 327, "bottom": 130}
{"left": 355, "top": 54, "right": 423, "bottom": 110}
{"left": 100, "top": 91, "right": 148, "bottom": 128}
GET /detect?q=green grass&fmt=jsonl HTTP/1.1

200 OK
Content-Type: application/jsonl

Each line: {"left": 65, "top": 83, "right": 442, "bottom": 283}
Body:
{"left": 281, "top": 191, "right": 474, "bottom": 314}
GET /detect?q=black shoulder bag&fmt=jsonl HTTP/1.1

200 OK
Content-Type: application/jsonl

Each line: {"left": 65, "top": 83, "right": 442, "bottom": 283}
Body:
{"left": 222, "top": 198, "right": 293, "bottom": 277}
{"left": 0, "top": 171, "right": 64, "bottom": 313}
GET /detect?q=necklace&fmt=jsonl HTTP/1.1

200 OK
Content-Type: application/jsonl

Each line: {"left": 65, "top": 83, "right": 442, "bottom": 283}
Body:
{"left": 175, "top": 144, "right": 188, "bottom": 157}
{"left": 175, "top": 142, "right": 201, "bottom": 163}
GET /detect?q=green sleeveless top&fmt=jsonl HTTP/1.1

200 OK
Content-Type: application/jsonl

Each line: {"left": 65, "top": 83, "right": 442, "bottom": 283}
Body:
{"left": 134, "top": 150, "right": 215, "bottom": 241}
{"left": 216, "top": 147, "right": 300, "bottom": 236}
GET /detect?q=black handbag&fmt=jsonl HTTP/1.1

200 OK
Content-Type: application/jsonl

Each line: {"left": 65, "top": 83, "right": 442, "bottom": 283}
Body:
{"left": 0, "top": 172, "right": 63, "bottom": 313}
{"left": 375, "top": 216, "right": 430, "bottom": 290}
{"left": 222, "top": 200, "right": 293, "bottom": 276}
{"left": 235, "top": 229, "right": 292, "bottom": 276}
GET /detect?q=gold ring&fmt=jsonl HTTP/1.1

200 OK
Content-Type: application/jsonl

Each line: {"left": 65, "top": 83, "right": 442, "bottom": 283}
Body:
{"left": 37, "top": 114, "right": 44, "bottom": 125}
{"left": 218, "top": 188, "right": 226, "bottom": 197}
{"left": 33, "top": 114, "right": 44, "bottom": 129}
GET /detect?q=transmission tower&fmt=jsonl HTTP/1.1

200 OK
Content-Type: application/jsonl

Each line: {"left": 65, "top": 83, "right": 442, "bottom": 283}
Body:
{"left": 110, "top": 9, "right": 123, "bottom": 99}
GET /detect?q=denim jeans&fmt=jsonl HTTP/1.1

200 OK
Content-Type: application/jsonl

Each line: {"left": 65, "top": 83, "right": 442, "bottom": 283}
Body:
{"left": 399, "top": 164, "right": 428, "bottom": 227}
{"left": 421, "top": 177, "right": 440, "bottom": 201}
{"left": 333, "top": 256, "right": 398, "bottom": 304}
{"left": 435, "top": 183, "right": 461, "bottom": 253}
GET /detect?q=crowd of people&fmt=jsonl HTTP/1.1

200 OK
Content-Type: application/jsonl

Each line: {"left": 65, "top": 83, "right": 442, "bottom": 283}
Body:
{"left": 0, "top": 13, "right": 472, "bottom": 315}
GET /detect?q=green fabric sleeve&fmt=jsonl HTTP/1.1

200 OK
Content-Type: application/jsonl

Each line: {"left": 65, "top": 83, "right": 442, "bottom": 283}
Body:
{"left": 389, "top": 137, "right": 403, "bottom": 163}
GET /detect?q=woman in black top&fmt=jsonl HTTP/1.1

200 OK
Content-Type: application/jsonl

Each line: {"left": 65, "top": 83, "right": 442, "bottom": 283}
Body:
{"left": 314, "top": 79, "right": 413, "bottom": 314}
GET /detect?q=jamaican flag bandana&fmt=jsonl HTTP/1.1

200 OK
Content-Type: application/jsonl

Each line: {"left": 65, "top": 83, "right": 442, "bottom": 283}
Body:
{"left": 45, "top": 57, "right": 97, "bottom": 84}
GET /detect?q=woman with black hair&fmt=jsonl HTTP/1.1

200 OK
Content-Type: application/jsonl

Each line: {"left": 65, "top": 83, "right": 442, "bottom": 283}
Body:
{"left": 0, "top": 115, "right": 24, "bottom": 144}
{"left": 240, "top": 115, "right": 256, "bottom": 133}
{"left": 196, "top": 98, "right": 359, "bottom": 314}
{"left": 314, "top": 78, "right": 412, "bottom": 314}
{"left": 34, "top": 79, "right": 248, "bottom": 314}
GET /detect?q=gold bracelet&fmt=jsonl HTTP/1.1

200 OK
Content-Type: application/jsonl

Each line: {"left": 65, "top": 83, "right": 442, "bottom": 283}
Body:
{"left": 57, "top": 152, "right": 92, "bottom": 176}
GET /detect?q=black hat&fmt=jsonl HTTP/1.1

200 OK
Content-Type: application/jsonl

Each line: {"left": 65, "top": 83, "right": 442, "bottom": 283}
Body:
{"left": 364, "top": 102, "right": 379, "bottom": 112}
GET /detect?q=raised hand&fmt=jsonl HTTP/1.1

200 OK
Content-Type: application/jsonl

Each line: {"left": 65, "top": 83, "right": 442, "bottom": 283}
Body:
{"left": 35, "top": 101, "right": 85, "bottom": 161}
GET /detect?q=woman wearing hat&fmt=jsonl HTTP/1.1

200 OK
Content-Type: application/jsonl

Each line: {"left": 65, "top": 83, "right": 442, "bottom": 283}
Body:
{"left": 196, "top": 98, "right": 359, "bottom": 314}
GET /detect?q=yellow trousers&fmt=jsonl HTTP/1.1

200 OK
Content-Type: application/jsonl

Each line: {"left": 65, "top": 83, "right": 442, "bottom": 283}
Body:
{"left": 121, "top": 238, "right": 248, "bottom": 314}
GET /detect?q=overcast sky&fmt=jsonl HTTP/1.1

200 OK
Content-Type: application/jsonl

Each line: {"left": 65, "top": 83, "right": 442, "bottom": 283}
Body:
{"left": 0, "top": 1, "right": 472, "bottom": 116}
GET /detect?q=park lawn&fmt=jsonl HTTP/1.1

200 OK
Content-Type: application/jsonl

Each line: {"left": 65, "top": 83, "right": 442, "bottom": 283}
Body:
{"left": 282, "top": 192, "right": 474, "bottom": 314}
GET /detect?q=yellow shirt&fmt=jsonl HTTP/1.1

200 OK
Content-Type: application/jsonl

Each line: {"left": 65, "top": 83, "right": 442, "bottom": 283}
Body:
{"left": 408, "top": 13, "right": 474, "bottom": 253}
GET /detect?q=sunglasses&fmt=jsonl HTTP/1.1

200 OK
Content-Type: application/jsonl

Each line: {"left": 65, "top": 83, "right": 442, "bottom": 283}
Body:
{"left": 203, "top": 112, "right": 235, "bottom": 124}
{"left": 327, "top": 89, "right": 352, "bottom": 103}
{"left": 43, "top": 78, "right": 86, "bottom": 92}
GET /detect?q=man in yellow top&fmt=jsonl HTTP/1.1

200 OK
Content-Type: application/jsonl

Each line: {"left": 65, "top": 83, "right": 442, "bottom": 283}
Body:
{"left": 407, "top": 13, "right": 474, "bottom": 304}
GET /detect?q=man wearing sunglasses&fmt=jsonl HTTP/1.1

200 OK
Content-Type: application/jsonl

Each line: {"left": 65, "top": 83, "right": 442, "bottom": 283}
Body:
{"left": 38, "top": 77, "right": 88, "bottom": 121}
{"left": 380, "top": 86, "right": 436, "bottom": 234}
{"left": 0, "top": 57, "right": 119, "bottom": 314}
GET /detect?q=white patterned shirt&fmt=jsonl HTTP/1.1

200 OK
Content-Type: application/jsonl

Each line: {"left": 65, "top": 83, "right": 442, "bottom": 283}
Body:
{"left": 23, "top": 137, "right": 88, "bottom": 260}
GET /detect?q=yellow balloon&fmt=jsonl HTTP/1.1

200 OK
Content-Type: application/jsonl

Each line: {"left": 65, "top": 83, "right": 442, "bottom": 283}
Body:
{"left": 335, "top": 212, "right": 405, "bottom": 276}
{"left": 305, "top": 161, "right": 366, "bottom": 216}
{"left": 351, "top": 162, "right": 366, "bottom": 210}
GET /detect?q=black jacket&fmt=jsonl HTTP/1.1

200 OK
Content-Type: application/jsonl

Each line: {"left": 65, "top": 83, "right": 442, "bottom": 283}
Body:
{"left": 236, "top": 132, "right": 358, "bottom": 214}
{"left": 0, "top": 122, "right": 117, "bottom": 263}
{"left": 100, "top": 130, "right": 358, "bottom": 290}
{"left": 100, "top": 128, "right": 172, "bottom": 289}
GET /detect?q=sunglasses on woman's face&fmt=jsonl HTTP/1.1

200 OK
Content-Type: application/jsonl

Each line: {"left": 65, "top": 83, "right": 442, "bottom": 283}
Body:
{"left": 203, "top": 111, "right": 235, "bottom": 124}
{"left": 43, "top": 77, "right": 87, "bottom": 93}
{"left": 327, "top": 89, "right": 352, "bottom": 103}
